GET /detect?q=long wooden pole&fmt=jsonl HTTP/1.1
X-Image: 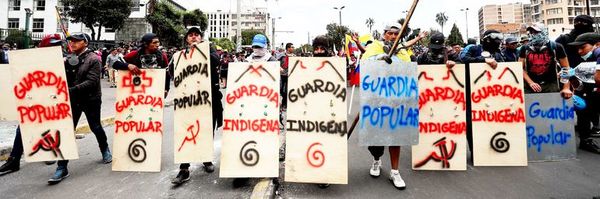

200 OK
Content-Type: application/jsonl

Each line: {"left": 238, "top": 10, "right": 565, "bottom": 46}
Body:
{"left": 388, "top": 0, "right": 420, "bottom": 57}
{"left": 348, "top": 0, "right": 420, "bottom": 138}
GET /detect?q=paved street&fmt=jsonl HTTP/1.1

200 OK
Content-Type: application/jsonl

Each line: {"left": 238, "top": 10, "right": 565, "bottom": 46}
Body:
{"left": 0, "top": 81, "right": 599, "bottom": 198}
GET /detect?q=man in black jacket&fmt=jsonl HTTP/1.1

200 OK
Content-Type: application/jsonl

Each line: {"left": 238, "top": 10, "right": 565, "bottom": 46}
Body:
{"left": 171, "top": 27, "right": 224, "bottom": 185}
{"left": 556, "top": 15, "right": 595, "bottom": 68}
{"left": 49, "top": 32, "right": 112, "bottom": 185}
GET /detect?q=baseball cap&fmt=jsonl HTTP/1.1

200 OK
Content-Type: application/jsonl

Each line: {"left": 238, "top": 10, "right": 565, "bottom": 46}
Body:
{"left": 429, "top": 33, "right": 445, "bottom": 50}
{"left": 520, "top": 35, "right": 529, "bottom": 42}
{"left": 252, "top": 34, "right": 267, "bottom": 48}
{"left": 568, "top": 32, "right": 600, "bottom": 46}
{"left": 384, "top": 23, "right": 402, "bottom": 32}
{"left": 505, "top": 37, "right": 518, "bottom": 44}
{"left": 67, "top": 32, "right": 90, "bottom": 43}
{"left": 527, "top": 23, "right": 545, "bottom": 32}
{"left": 186, "top": 27, "right": 203, "bottom": 37}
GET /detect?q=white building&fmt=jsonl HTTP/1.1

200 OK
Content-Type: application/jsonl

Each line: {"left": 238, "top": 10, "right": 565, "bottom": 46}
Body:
{"left": 205, "top": 8, "right": 271, "bottom": 43}
{"left": 1, "top": 0, "right": 184, "bottom": 42}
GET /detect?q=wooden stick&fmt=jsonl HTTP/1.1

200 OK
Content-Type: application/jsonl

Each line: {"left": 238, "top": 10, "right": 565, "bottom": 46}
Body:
{"left": 346, "top": 112, "right": 360, "bottom": 139}
{"left": 388, "top": 0, "right": 420, "bottom": 57}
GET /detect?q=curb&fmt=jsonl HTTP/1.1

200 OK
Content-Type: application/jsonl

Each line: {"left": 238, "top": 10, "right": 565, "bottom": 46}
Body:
{"left": 251, "top": 178, "right": 276, "bottom": 199}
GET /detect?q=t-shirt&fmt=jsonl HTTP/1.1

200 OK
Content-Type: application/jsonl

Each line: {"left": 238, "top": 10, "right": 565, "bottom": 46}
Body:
{"left": 519, "top": 42, "right": 567, "bottom": 84}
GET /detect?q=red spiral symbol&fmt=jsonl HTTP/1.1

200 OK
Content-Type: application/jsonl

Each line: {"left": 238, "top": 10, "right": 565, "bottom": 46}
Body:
{"left": 306, "top": 142, "right": 325, "bottom": 168}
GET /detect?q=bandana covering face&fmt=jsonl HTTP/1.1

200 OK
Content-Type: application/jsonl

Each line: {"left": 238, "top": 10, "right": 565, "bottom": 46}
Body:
{"left": 529, "top": 29, "right": 549, "bottom": 47}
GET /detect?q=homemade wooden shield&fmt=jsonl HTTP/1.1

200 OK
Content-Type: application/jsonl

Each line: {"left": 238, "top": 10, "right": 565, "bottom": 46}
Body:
{"left": 113, "top": 69, "right": 165, "bottom": 172}
{"left": 172, "top": 43, "right": 214, "bottom": 163}
{"left": 220, "top": 62, "right": 280, "bottom": 178}
{"left": 0, "top": 65, "right": 18, "bottom": 121}
{"left": 525, "top": 93, "right": 576, "bottom": 161}
{"left": 358, "top": 60, "right": 419, "bottom": 146}
{"left": 284, "top": 57, "right": 348, "bottom": 184}
{"left": 469, "top": 62, "right": 527, "bottom": 166}
{"left": 9, "top": 46, "right": 78, "bottom": 162}
{"left": 412, "top": 64, "right": 467, "bottom": 170}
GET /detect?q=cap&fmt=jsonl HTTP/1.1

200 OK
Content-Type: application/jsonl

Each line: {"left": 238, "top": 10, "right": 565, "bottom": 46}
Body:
{"left": 141, "top": 33, "right": 158, "bottom": 44}
{"left": 384, "top": 23, "right": 402, "bottom": 31}
{"left": 429, "top": 33, "right": 445, "bottom": 50}
{"left": 251, "top": 34, "right": 267, "bottom": 48}
{"left": 574, "top": 15, "right": 594, "bottom": 25}
{"left": 186, "top": 27, "right": 203, "bottom": 37}
{"left": 505, "top": 37, "right": 518, "bottom": 44}
{"left": 520, "top": 35, "right": 529, "bottom": 42}
{"left": 568, "top": 32, "right": 600, "bottom": 46}
{"left": 67, "top": 32, "right": 90, "bottom": 43}
{"left": 527, "top": 23, "right": 545, "bottom": 32}
{"left": 39, "top": 33, "right": 63, "bottom": 47}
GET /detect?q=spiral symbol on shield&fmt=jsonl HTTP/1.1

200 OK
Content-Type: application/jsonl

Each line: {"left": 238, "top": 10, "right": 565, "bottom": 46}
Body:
{"left": 128, "top": 138, "right": 147, "bottom": 163}
{"left": 240, "top": 141, "right": 259, "bottom": 166}
{"left": 306, "top": 142, "right": 325, "bottom": 168}
{"left": 490, "top": 132, "right": 510, "bottom": 153}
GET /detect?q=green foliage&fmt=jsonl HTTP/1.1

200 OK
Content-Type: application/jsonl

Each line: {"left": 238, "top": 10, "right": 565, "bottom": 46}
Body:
{"left": 435, "top": 12, "right": 448, "bottom": 33}
{"left": 62, "top": 0, "right": 132, "bottom": 40}
{"left": 4, "top": 30, "right": 31, "bottom": 49}
{"left": 447, "top": 23, "right": 464, "bottom": 46}
{"left": 210, "top": 37, "right": 235, "bottom": 52}
{"left": 325, "top": 23, "right": 350, "bottom": 52}
{"left": 294, "top": 44, "right": 313, "bottom": 55}
{"left": 146, "top": 1, "right": 185, "bottom": 47}
{"left": 241, "top": 29, "right": 266, "bottom": 46}
{"left": 365, "top": 18, "right": 375, "bottom": 33}
{"left": 183, "top": 9, "right": 208, "bottom": 31}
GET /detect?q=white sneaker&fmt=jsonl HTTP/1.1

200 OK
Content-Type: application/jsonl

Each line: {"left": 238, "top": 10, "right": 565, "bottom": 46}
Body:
{"left": 389, "top": 170, "right": 406, "bottom": 190}
{"left": 369, "top": 159, "right": 381, "bottom": 177}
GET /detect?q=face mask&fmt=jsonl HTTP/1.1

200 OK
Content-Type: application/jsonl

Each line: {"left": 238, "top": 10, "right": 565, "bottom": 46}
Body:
{"left": 581, "top": 50, "right": 593, "bottom": 60}
{"left": 253, "top": 48, "right": 266, "bottom": 57}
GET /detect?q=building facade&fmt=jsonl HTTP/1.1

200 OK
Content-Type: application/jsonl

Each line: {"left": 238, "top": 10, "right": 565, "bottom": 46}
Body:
{"left": 530, "top": 0, "right": 600, "bottom": 38}
{"left": 205, "top": 8, "right": 271, "bottom": 42}
{"left": 1, "top": 0, "right": 185, "bottom": 43}
{"left": 478, "top": 2, "right": 527, "bottom": 38}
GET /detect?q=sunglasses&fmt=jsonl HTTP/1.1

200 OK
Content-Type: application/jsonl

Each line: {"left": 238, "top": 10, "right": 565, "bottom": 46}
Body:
{"left": 484, "top": 33, "right": 504, "bottom": 40}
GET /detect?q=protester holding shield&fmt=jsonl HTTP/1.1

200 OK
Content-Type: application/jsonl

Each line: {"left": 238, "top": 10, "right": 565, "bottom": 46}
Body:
{"left": 171, "top": 27, "right": 224, "bottom": 185}
{"left": 49, "top": 32, "right": 112, "bottom": 184}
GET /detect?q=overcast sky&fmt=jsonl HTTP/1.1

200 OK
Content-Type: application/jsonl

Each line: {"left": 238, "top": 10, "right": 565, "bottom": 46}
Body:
{"left": 175, "top": 0, "right": 531, "bottom": 47}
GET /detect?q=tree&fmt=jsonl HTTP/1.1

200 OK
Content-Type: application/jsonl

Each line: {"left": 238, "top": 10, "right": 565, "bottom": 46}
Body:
{"left": 447, "top": 23, "right": 465, "bottom": 46}
{"left": 183, "top": 9, "right": 208, "bottom": 30}
{"left": 294, "top": 44, "right": 313, "bottom": 55}
{"left": 240, "top": 29, "right": 268, "bottom": 46}
{"left": 372, "top": 30, "right": 382, "bottom": 40}
{"left": 210, "top": 38, "right": 235, "bottom": 52}
{"left": 435, "top": 12, "right": 448, "bottom": 33}
{"left": 325, "top": 23, "right": 350, "bottom": 52}
{"left": 62, "top": 0, "right": 132, "bottom": 40}
{"left": 421, "top": 28, "right": 442, "bottom": 47}
{"left": 4, "top": 30, "right": 31, "bottom": 49}
{"left": 365, "top": 18, "right": 375, "bottom": 34}
{"left": 146, "top": 1, "right": 185, "bottom": 47}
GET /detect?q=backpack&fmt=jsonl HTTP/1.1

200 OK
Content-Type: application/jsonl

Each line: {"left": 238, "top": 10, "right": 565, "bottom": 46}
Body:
{"left": 459, "top": 44, "right": 481, "bottom": 61}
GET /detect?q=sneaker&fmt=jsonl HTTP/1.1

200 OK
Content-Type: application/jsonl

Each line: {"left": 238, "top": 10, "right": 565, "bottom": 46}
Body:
{"left": 48, "top": 167, "right": 69, "bottom": 185}
{"left": 317, "top": 184, "right": 330, "bottom": 189}
{"left": 102, "top": 149, "right": 112, "bottom": 164}
{"left": 203, "top": 162, "right": 215, "bottom": 173}
{"left": 580, "top": 138, "right": 600, "bottom": 154}
{"left": 0, "top": 157, "right": 20, "bottom": 174}
{"left": 233, "top": 178, "right": 250, "bottom": 188}
{"left": 171, "top": 169, "right": 190, "bottom": 185}
{"left": 388, "top": 170, "right": 406, "bottom": 190}
{"left": 369, "top": 159, "right": 381, "bottom": 177}
{"left": 44, "top": 161, "right": 56, "bottom": 165}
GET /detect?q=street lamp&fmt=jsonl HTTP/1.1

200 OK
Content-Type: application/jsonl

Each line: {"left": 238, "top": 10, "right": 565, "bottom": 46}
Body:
{"left": 460, "top": 8, "right": 469, "bottom": 40}
{"left": 333, "top": 6, "right": 345, "bottom": 25}
{"left": 24, "top": 8, "right": 33, "bottom": 49}
{"left": 272, "top": 17, "right": 282, "bottom": 50}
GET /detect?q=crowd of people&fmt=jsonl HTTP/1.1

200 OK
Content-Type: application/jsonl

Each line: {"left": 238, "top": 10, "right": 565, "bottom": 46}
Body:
{"left": 0, "top": 13, "right": 599, "bottom": 191}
